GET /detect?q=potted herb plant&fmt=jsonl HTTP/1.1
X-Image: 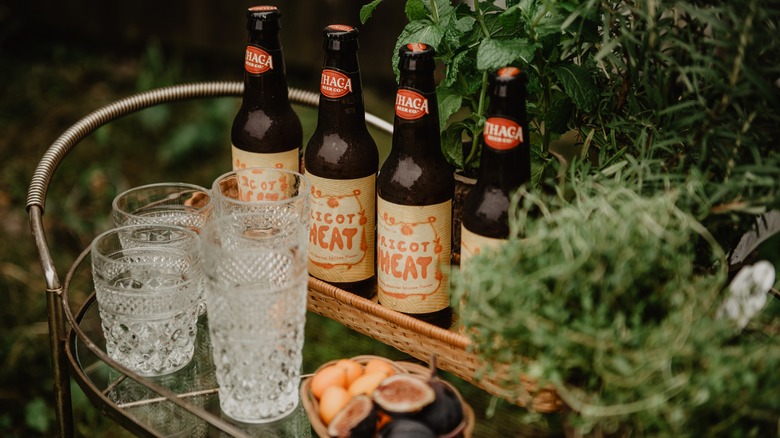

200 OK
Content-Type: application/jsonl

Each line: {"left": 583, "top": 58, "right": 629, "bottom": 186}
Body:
{"left": 361, "top": 0, "right": 605, "bottom": 254}
{"left": 366, "top": 0, "right": 780, "bottom": 434}
{"left": 361, "top": 0, "right": 600, "bottom": 181}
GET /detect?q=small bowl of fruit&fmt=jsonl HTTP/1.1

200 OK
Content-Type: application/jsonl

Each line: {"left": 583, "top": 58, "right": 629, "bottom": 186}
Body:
{"left": 301, "top": 355, "right": 474, "bottom": 437}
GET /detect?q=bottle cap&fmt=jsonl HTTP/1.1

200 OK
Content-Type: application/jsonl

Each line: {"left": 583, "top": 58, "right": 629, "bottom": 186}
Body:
{"left": 398, "top": 43, "right": 435, "bottom": 72}
{"left": 490, "top": 66, "right": 527, "bottom": 98}
{"left": 247, "top": 5, "right": 281, "bottom": 32}
{"left": 323, "top": 24, "right": 359, "bottom": 51}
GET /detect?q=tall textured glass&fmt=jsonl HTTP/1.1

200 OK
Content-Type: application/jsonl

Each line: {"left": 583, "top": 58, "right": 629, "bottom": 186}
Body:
{"left": 90, "top": 224, "right": 202, "bottom": 376}
{"left": 211, "top": 167, "right": 309, "bottom": 221}
{"left": 202, "top": 173, "right": 309, "bottom": 423}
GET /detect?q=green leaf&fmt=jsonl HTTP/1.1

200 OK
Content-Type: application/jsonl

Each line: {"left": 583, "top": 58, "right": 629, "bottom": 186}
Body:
{"left": 25, "top": 397, "right": 50, "bottom": 433}
{"left": 359, "top": 0, "right": 385, "bottom": 24}
{"left": 442, "top": 122, "right": 468, "bottom": 169}
{"left": 437, "top": 84, "right": 463, "bottom": 127}
{"left": 399, "top": 19, "right": 446, "bottom": 48}
{"left": 455, "top": 16, "right": 476, "bottom": 33}
{"left": 545, "top": 96, "right": 574, "bottom": 135}
{"left": 443, "top": 50, "right": 471, "bottom": 87}
{"left": 392, "top": 19, "right": 446, "bottom": 77}
{"left": 440, "top": 17, "right": 473, "bottom": 60}
{"left": 482, "top": 10, "right": 522, "bottom": 39}
{"left": 531, "top": 142, "right": 555, "bottom": 187}
{"left": 499, "top": 4, "right": 525, "bottom": 31}
{"left": 404, "top": 0, "right": 427, "bottom": 21}
{"left": 551, "top": 63, "right": 599, "bottom": 113}
{"left": 429, "top": 0, "right": 456, "bottom": 23}
{"left": 476, "top": 38, "right": 537, "bottom": 71}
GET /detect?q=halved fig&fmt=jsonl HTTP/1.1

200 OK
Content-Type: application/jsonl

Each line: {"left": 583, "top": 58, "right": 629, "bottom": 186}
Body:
{"left": 372, "top": 374, "right": 436, "bottom": 415}
{"left": 327, "top": 395, "right": 377, "bottom": 438}
{"left": 379, "top": 418, "right": 437, "bottom": 438}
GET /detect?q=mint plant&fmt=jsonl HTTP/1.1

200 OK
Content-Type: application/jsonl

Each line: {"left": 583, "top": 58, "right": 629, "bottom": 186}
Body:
{"left": 363, "top": 0, "right": 780, "bottom": 434}
{"left": 361, "top": 0, "right": 599, "bottom": 181}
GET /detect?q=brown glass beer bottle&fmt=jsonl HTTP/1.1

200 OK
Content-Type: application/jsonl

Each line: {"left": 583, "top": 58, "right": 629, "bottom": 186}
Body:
{"left": 231, "top": 6, "right": 302, "bottom": 171}
{"left": 376, "top": 43, "right": 454, "bottom": 328}
{"left": 304, "top": 25, "right": 379, "bottom": 298}
{"left": 460, "top": 67, "right": 530, "bottom": 266}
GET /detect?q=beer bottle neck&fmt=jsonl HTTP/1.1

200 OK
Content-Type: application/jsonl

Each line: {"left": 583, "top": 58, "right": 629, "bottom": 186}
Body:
{"left": 242, "top": 31, "right": 291, "bottom": 109}
{"left": 316, "top": 49, "right": 367, "bottom": 128}
{"left": 477, "top": 96, "right": 530, "bottom": 189}
{"left": 391, "top": 69, "right": 441, "bottom": 154}
{"left": 477, "top": 143, "right": 527, "bottom": 189}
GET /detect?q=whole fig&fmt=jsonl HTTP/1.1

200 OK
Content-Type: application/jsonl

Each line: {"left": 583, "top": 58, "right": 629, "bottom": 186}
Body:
{"left": 379, "top": 418, "right": 436, "bottom": 438}
{"left": 415, "top": 379, "right": 464, "bottom": 434}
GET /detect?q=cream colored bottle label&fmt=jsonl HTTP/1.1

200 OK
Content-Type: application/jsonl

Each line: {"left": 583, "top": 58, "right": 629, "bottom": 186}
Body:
{"left": 376, "top": 197, "right": 451, "bottom": 313}
{"left": 228, "top": 167, "right": 298, "bottom": 202}
{"left": 460, "top": 225, "right": 506, "bottom": 268}
{"left": 232, "top": 145, "right": 299, "bottom": 172}
{"left": 306, "top": 173, "right": 375, "bottom": 283}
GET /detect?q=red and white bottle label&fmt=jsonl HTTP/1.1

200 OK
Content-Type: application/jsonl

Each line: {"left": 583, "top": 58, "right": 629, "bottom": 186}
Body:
{"left": 306, "top": 173, "right": 375, "bottom": 282}
{"left": 483, "top": 117, "right": 524, "bottom": 150}
{"left": 376, "top": 197, "right": 451, "bottom": 313}
{"left": 395, "top": 89, "right": 429, "bottom": 120}
{"left": 245, "top": 45, "right": 274, "bottom": 75}
{"left": 320, "top": 69, "right": 353, "bottom": 99}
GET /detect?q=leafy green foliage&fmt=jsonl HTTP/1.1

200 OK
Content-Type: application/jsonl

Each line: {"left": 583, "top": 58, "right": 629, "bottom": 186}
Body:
{"left": 360, "top": 0, "right": 599, "bottom": 180}
{"left": 350, "top": 0, "right": 780, "bottom": 432}
{"left": 363, "top": 0, "right": 780, "bottom": 250}
{"left": 24, "top": 399, "right": 51, "bottom": 434}
{"left": 550, "top": 64, "right": 597, "bottom": 113}
{"left": 454, "top": 175, "right": 779, "bottom": 435}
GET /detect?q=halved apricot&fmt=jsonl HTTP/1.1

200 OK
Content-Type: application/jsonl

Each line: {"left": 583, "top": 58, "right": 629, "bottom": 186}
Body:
{"left": 311, "top": 364, "right": 348, "bottom": 400}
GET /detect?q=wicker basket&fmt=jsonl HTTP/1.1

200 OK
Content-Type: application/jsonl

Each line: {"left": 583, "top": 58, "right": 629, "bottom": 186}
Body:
{"left": 306, "top": 277, "right": 562, "bottom": 413}
{"left": 301, "top": 355, "right": 475, "bottom": 438}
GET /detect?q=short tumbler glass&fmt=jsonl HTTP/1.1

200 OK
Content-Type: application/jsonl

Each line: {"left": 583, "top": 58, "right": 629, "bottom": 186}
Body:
{"left": 113, "top": 182, "right": 212, "bottom": 314}
{"left": 202, "top": 173, "right": 310, "bottom": 423}
{"left": 112, "top": 182, "right": 213, "bottom": 231}
{"left": 91, "top": 224, "right": 203, "bottom": 377}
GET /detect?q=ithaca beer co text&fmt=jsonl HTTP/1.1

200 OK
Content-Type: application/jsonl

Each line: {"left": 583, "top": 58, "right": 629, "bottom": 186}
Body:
{"left": 320, "top": 70, "right": 353, "bottom": 98}
{"left": 483, "top": 117, "right": 524, "bottom": 149}
{"left": 394, "top": 90, "right": 430, "bottom": 119}
{"left": 244, "top": 46, "right": 273, "bottom": 74}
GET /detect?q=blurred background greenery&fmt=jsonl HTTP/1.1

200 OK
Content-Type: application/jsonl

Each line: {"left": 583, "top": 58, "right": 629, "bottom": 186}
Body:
{"left": 0, "top": 1, "right": 559, "bottom": 436}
